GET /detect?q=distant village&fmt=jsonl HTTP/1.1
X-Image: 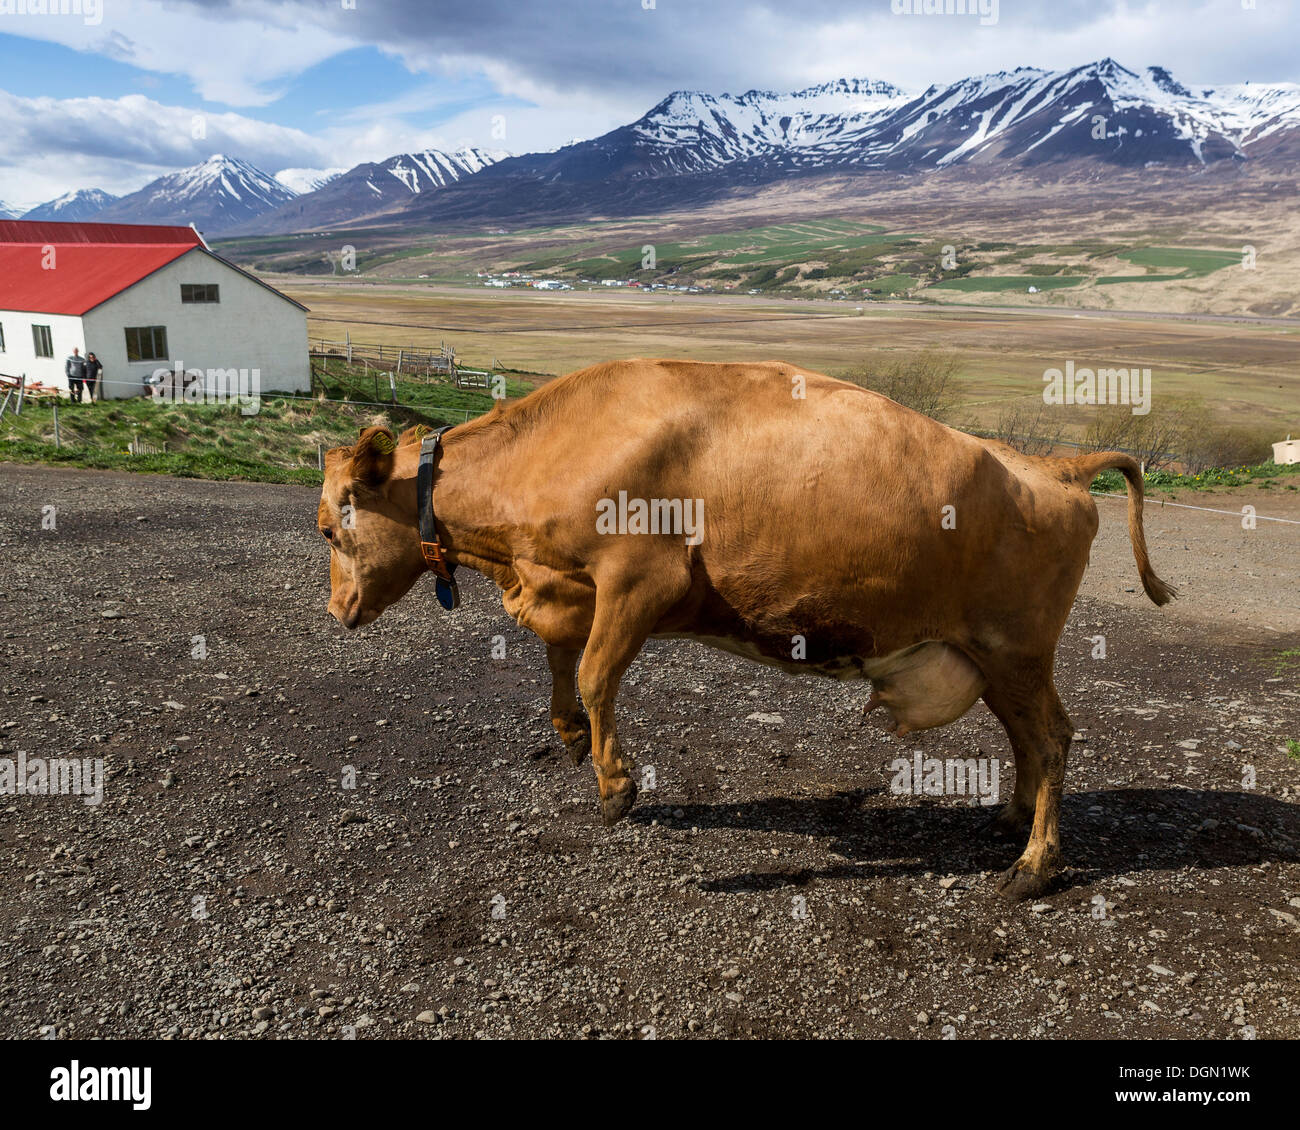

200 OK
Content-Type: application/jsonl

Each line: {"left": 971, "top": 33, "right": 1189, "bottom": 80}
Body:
{"left": 474, "top": 270, "right": 713, "bottom": 293}
{"left": 468, "top": 270, "right": 879, "bottom": 298}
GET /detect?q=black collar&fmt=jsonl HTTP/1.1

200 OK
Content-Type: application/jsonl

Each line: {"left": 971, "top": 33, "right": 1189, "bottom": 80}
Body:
{"left": 416, "top": 426, "right": 460, "bottom": 610}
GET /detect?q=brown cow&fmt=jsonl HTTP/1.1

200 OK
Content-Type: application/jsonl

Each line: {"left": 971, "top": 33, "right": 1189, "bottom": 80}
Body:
{"left": 318, "top": 359, "right": 1174, "bottom": 900}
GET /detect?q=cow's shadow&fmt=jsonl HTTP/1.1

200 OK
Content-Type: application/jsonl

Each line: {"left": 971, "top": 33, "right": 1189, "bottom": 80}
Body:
{"left": 629, "top": 788, "right": 1300, "bottom": 897}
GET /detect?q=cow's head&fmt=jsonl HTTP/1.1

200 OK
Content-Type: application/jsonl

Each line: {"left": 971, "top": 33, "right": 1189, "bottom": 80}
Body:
{"left": 319, "top": 426, "right": 425, "bottom": 629}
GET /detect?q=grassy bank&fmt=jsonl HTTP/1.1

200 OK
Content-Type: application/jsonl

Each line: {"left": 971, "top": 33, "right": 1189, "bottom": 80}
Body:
{"left": 0, "top": 361, "right": 534, "bottom": 486}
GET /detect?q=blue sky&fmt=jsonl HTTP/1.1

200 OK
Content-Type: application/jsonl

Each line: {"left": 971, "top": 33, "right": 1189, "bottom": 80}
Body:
{"left": 0, "top": 0, "right": 1296, "bottom": 209}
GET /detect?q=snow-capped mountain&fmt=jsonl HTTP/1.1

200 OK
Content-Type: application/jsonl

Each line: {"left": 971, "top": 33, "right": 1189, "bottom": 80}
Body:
{"left": 21, "top": 188, "right": 118, "bottom": 222}
{"left": 497, "top": 60, "right": 1300, "bottom": 179}
{"left": 628, "top": 78, "right": 912, "bottom": 174}
{"left": 401, "top": 60, "right": 1300, "bottom": 227}
{"left": 0, "top": 201, "right": 18, "bottom": 220}
{"left": 94, "top": 155, "right": 297, "bottom": 235}
{"left": 840, "top": 60, "right": 1300, "bottom": 169}
{"left": 379, "top": 146, "right": 506, "bottom": 193}
{"left": 229, "top": 145, "right": 508, "bottom": 234}
{"left": 275, "top": 167, "right": 347, "bottom": 195}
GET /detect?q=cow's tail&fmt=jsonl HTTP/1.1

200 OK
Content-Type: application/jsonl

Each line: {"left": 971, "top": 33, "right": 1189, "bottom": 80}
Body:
{"left": 1070, "top": 451, "right": 1177, "bottom": 607}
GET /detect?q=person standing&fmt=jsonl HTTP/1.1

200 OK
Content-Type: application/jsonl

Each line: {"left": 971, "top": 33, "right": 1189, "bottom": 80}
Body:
{"left": 65, "top": 347, "right": 87, "bottom": 403}
{"left": 84, "top": 352, "right": 103, "bottom": 401}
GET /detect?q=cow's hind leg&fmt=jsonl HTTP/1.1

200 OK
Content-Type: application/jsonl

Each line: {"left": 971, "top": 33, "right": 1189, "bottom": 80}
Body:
{"left": 546, "top": 644, "right": 590, "bottom": 765}
{"left": 984, "top": 678, "right": 1073, "bottom": 901}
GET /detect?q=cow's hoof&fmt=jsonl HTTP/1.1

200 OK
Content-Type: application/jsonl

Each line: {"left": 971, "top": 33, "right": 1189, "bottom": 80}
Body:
{"left": 982, "top": 804, "right": 1032, "bottom": 839}
{"left": 995, "top": 859, "right": 1054, "bottom": 902}
{"left": 565, "top": 729, "right": 591, "bottom": 767}
{"left": 600, "top": 778, "right": 637, "bottom": 828}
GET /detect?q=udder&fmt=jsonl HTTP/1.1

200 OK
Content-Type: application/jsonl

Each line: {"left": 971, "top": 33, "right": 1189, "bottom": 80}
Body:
{"left": 863, "top": 642, "right": 986, "bottom": 737}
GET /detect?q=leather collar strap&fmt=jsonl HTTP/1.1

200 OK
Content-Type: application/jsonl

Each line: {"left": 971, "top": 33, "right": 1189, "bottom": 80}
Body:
{"left": 417, "top": 425, "right": 460, "bottom": 611}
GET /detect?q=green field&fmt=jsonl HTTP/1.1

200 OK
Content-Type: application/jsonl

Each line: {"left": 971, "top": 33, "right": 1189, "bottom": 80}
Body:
{"left": 1094, "top": 247, "right": 1243, "bottom": 286}
{"left": 1117, "top": 247, "right": 1243, "bottom": 276}
{"left": 928, "top": 275, "right": 1087, "bottom": 292}
{"left": 521, "top": 219, "right": 925, "bottom": 290}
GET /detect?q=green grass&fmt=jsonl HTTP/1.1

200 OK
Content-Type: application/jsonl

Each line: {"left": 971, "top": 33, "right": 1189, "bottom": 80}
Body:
{"left": 1116, "top": 247, "right": 1242, "bottom": 277}
{"left": 861, "top": 274, "right": 918, "bottom": 296}
{"left": 924, "top": 244, "right": 1242, "bottom": 296}
{"left": 927, "top": 275, "right": 1088, "bottom": 292}
{"left": 518, "top": 221, "right": 919, "bottom": 288}
{"left": 1091, "top": 460, "right": 1300, "bottom": 495}
{"left": 0, "top": 359, "right": 529, "bottom": 486}
{"left": 1269, "top": 649, "right": 1300, "bottom": 676}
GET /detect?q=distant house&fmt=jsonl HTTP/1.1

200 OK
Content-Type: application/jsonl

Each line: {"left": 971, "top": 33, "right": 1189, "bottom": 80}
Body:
{"left": 0, "top": 220, "right": 310, "bottom": 400}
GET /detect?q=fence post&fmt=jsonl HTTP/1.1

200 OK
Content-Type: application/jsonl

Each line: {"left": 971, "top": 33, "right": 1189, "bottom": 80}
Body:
{"left": 15, "top": 377, "right": 25, "bottom": 416}
{"left": 389, "top": 372, "right": 397, "bottom": 404}
{"left": 53, "top": 401, "right": 60, "bottom": 448}
{"left": 346, "top": 332, "right": 352, "bottom": 364}
{"left": 396, "top": 348, "right": 403, "bottom": 374}
{"left": 317, "top": 443, "right": 323, "bottom": 471}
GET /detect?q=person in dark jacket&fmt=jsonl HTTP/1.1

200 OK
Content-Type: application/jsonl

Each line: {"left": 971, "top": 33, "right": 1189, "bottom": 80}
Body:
{"left": 84, "top": 352, "right": 103, "bottom": 401}
{"left": 65, "top": 348, "right": 87, "bottom": 402}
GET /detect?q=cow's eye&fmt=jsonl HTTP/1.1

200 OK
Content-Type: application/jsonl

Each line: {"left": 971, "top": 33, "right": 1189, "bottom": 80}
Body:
{"left": 321, "top": 527, "right": 334, "bottom": 542}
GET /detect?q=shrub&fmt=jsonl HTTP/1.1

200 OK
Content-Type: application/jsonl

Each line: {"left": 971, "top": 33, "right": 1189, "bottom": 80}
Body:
{"left": 1079, "top": 401, "right": 1191, "bottom": 472}
{"left": 1176, "top": 404, "right": 1277, "bottom": 474}
{"left": 991, "top": 402, "right": 1066, "bottom": 456}
{"left": 841, "top": 348, "right": 962, "bottom": 422}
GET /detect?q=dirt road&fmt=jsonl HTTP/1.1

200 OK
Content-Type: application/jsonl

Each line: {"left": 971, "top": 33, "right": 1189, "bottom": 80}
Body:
{"left": 0, "top": 465, "right": 1296, "bottom": 1039}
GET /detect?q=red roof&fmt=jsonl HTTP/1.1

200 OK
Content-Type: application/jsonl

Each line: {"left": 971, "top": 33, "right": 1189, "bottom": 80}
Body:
{"left": 0, "top": 221, "right": 205, "bottom": 316}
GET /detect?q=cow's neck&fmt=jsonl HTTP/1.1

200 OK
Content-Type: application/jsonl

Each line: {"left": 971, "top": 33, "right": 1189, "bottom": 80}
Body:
{"left": 416, "top": 426, "right": 520, "bottom": 589}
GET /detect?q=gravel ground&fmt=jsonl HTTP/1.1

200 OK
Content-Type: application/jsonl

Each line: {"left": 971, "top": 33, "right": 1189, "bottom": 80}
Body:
{"left": 0, "top": 464, "right": 1297, "bottom": 1040}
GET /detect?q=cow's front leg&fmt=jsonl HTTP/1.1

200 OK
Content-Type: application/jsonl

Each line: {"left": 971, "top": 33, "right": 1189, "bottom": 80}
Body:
{"left": 546, "top": 644, "right": 590, "bottom": 765}
{"left": 980, "top": 690, "right": 1039, "bottom": 838}
{"left": 577, "top": 593, "right": 673, "bottom": 827}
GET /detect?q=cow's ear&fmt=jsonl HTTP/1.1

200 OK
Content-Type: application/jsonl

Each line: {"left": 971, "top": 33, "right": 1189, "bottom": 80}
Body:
{"left": 349, "top": 426, "right": 396, "bottom": 487}
{"left": 396, "top": 423, "right": 430, "bottom": 447}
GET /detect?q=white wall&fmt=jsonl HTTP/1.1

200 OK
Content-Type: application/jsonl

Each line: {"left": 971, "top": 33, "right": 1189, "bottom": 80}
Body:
{"left": 83, "top": 249, "right": 310, "bottom": 400}
{"left": 0, "top": 310, "right": 88, "bottom": 390}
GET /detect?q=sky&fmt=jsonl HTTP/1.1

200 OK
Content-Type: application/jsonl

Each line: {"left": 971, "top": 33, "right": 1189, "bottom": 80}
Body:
{"left": 0, "top": 0, "right": 1296, "bottom": 209}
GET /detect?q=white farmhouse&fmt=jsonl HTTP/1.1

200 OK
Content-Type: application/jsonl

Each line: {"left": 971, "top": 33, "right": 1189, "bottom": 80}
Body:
{"left": 0, "top": 220, "right": 310, "bottom": 400}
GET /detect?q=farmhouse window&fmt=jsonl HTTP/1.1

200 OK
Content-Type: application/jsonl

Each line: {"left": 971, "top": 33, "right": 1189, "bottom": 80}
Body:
{"left": 32, "top": 324, "right": 53, "bottom": 358}
{"left": 0, "top": 322, "right": 5, "bottom": 352}
{"left": 125, "top": 326, "right": 169, "bottom": 362}
{"left": 180, "top": 284, "right": 220, "bottom": 304}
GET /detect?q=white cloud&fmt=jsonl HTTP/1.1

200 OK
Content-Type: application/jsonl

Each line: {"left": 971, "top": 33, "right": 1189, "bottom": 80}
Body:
{"left": 3, "top": 0, "right": 356, "bottom": 106}
{"left": 0, "top": 89, "right": 504, "bottom": 204}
